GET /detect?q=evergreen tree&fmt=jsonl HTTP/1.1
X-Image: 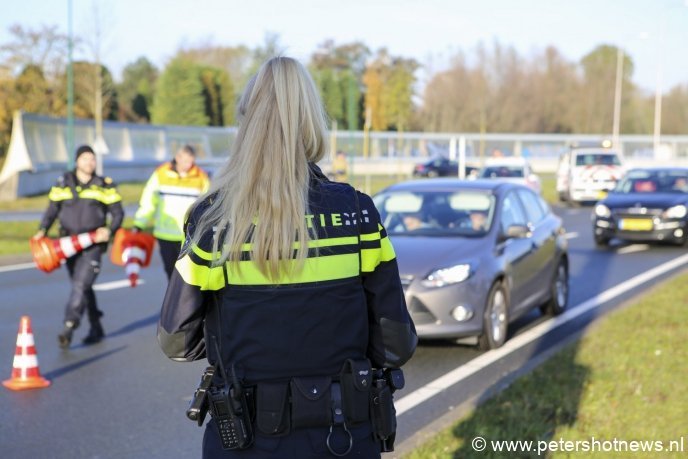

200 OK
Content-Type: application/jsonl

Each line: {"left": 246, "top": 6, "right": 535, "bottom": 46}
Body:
{"left": 151, "top": 58, "right": 208, "bottom": 126}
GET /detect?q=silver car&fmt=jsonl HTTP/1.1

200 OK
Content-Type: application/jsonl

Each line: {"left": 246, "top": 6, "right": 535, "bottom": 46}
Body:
{"left": 374, "top": 179, "right": 569, "bottom": 349}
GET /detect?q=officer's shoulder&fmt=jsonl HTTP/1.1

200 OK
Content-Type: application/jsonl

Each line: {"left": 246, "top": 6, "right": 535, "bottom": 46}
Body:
{"left": 97, "top": 175, "right": 117, "bottom": 187}
{"left": 188, "top": 193, "right": 215, "bottom": 221}
{"left": 319, "top": 178, "right": 354, "bottom": 196}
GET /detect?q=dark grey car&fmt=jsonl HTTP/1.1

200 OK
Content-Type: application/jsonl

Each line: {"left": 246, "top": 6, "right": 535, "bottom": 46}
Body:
{"left": 374, "top": 179, "right": 569, "bottom": 349}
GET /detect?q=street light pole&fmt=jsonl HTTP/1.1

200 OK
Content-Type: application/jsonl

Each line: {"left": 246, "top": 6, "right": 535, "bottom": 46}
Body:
{"left": 67, "top": 0, "right": 75, "bottom": 169}
{"left": 612, "top": 46, "right": 623, "bottom": 151}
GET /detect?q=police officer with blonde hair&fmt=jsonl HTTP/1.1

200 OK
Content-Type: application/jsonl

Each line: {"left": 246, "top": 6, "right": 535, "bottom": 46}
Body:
{"left": 158, "top": 57, "right": 417, "bottom": 458}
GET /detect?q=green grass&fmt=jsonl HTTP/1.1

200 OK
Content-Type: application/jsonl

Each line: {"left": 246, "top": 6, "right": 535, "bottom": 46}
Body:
{"left": 406, "top": 271, "right": 688, "bottom": 458}
{"left": 539, "top": 173, "right": 557, "bottom": 205}
{"left": 0, "top": 217, "right": 136, "bottom": 257}
{"left": 0, "top": 182, "right": 145, "bottom": 211}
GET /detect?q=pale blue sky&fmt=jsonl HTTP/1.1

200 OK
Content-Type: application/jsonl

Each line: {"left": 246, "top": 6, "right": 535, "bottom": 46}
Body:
{"left": 2, "top": 0, "right": 687, "bottom": 93}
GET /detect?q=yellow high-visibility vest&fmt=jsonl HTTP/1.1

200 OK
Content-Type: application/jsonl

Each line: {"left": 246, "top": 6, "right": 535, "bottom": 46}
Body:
{"left": 134, "top": 163, "right": 209, "bottom": 241}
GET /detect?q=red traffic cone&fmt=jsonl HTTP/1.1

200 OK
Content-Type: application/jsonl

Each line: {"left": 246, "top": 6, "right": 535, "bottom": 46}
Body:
{"left": 30, "top": 231, "right": 98, "bottom": 273}
{"left": 3, "top": 316, "right": 51, "bottom": 390}
{"left": 110, "top": 229, "right": 156, "bottom": 287}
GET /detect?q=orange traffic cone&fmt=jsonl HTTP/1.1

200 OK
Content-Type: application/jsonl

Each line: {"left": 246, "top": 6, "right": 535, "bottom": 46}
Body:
{"left": 3, "top": 316, "right": 51, "bottom": 390}
{"left": 30, "top": 231, "right": 98, "bottom": 273}
{"left": 110, "top": 228, "right": 156, "bottom": 287}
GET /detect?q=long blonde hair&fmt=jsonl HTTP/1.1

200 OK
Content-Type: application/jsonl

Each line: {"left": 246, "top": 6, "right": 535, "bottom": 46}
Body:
{"left": 191, "top": 57, "right": 328, "bottom": 281}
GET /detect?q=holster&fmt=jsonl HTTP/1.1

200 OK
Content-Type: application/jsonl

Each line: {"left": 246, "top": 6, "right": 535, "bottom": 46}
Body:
{"left": 370, "top": 370, "right": 398, "bottom": 452}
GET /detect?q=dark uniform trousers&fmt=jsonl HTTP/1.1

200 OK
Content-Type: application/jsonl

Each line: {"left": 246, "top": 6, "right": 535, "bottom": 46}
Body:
{"left": 157, "top": 239, "right": 183, "bottom": 280}
{"left": 64, "top": 244, "right": 103, "bottom": 327}
{"left": 202, "top": 420, "right": 380, "bottom": 459}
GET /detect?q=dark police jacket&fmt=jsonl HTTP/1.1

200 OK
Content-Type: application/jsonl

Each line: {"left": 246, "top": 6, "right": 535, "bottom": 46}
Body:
{"left": 157, "top": 165, "right": 417, "bottom": 383}
{"left": 39, "top": 171, "right": 124, "bottom": 236}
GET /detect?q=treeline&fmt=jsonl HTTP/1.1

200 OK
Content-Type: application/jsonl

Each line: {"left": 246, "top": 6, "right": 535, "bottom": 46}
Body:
{"left": 1, "top": 24, "right": 687, "bottom": 157}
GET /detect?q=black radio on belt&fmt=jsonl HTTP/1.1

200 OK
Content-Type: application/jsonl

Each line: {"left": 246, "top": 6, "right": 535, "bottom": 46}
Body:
{"left": 207, "top": 381, "right": 253, "bottom": 450}
{"left": 207, "top": 336, "right": 254, "bottom": 451}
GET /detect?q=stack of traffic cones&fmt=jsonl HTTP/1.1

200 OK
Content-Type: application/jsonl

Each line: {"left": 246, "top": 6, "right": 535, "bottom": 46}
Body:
{"left": 110, "top": 228, "right": 156, "bottom": 287}
{"left": 30, "top": 231, "right": 99, "bottom": 273}
{"left": 3, "top": 316, "right": 50, "bottom": 390}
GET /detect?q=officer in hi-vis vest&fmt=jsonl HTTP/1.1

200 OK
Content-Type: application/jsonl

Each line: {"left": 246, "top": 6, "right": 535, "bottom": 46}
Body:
{"left": 34, "top": 145, "right": 124, "bottom": 348}
{"left": 158, "top": 57, "right": 417, "bottom": 459}
{"left": 133, "top": 145, "right": 209, "bottom": 279}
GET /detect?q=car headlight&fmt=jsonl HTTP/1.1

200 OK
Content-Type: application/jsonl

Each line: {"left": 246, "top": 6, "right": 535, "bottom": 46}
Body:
{"left": 421, "top": 264, "right": 472, "bottom": 288}
{"left": 663, "top": 205, "right": 687, "bottom": 219}
{"left": 594, "top": 204, "right": 611, "bottom": 218}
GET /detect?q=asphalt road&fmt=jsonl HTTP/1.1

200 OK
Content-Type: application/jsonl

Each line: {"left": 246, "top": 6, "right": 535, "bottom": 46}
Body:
{"left": 0, "top": 206, "right": 686, "bottom": 458}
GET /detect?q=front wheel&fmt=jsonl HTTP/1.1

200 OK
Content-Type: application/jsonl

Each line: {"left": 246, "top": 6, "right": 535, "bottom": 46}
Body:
{"left": 594, "top": 234, "right": 610, "bottom": 247}
{"left": 541, "top": 259, "right": 569, "bottom": 316}
{"left": 478, "top": 282, "right": 509, "bottom": 350}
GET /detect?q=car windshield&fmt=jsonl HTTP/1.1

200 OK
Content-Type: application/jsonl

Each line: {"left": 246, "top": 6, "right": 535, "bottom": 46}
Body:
{"left": 373, "top": 189, "right": 495, "bottom": 236}
{"left": 480, "top": 166, "right": 524, "bottom": 178}
{"left": 575, "top": 153, "right": 621, "bottom": 166}
{"left": 614, "top": 170, "right": 688, "bottom": 194}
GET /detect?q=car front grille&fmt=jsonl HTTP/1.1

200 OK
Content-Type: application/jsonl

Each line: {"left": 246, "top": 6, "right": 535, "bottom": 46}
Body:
{"left": 408, "top": 297, "right": 436, "bottom": 325}
{"left": 613, "top": 207, "right": 663, "bottom": 218}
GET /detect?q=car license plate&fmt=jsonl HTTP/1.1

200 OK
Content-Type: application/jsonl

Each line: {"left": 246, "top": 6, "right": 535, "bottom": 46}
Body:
{"left": 619, "top": 218, "right": 653, "bottom": 231}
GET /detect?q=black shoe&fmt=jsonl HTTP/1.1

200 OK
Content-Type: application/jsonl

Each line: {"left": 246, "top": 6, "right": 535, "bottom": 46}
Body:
{"left": 58, "top": 327, "right": 73, "bottom": 349}
{"left": 82, "top": 323, "right": 105, "bottom": 345}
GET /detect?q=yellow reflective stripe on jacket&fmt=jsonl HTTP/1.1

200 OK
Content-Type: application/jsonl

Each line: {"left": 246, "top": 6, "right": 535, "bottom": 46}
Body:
{"left": 78, "top": 187, "right": 122, "bottom": 205}
{"left": 48, "top": 186, "right": 73, "bottom": 202}
{"left": 177, "top": 224, "right": 395, "bottom": 288}
{"left": 360, "top": 224, "right": 395, "bottom": 273}
{"left": 48, "top": 186, "right": 121, "bottom": 204}
{"left": 228, "top": 254, "right": 359, "bottom": 285}
{"left": 192, "top": 244, "right": 215, "bottom": 261}
{"left": 237, "top": 235, "right": 359, "bottom": 252}
{"left": 177, "top": 250, "right": 360, "bottom": 289}
{"left": 175, "top": 254, "right": 225, "bottom": 291}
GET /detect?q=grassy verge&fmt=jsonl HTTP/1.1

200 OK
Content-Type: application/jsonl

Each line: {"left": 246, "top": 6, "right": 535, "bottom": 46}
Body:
{"left": 0, "top": 182, "right": 145, "bottom": 211}
{"left": 0, "top": 217, "right": 135, "bottom": 257}
{"left": 539, "top": 173, "right": 557, "bottom": 205}
{"left": 406, "top": 270, "right": 688, "bottom": 458}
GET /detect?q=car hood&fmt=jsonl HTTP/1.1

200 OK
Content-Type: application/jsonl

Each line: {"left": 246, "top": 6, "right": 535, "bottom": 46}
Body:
{"left": 602, "top": 193, "right": 688, "bottom": 209}
{"left": 389, "top": 235, "right": 488, "bottom": 278}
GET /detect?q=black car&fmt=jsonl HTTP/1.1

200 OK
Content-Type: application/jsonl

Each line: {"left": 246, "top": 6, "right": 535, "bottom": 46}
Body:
{"left": 412, "top": 157, "right": 478, "bottom": 178}
{"left": 592, "top": 167, "right": 688, "bottom": 247}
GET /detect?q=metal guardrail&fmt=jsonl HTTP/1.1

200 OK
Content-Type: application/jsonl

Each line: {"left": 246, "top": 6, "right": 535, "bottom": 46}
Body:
{"left": 2, "top": 111, "right": 687, "bottom": 198}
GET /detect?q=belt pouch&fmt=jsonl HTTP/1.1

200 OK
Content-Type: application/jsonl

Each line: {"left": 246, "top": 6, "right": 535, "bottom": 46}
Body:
{"left": 256, "top": 382, "right": 290, "bottom": 436}
{"left": 290, "top": 376, "right": 332, "bottom": 429}
{"left": 340, "top": 359, "right": 372, "bottom": 425}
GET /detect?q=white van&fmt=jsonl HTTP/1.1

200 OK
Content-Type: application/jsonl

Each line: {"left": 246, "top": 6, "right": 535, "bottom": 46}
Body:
{"left": 557, "top": 147, "right": 624, "bottom": 204}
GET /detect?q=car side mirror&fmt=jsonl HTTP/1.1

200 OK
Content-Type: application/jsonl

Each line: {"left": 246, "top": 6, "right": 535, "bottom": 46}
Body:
{"left": 503, "top": 224, "right": 530, "bottom": 240}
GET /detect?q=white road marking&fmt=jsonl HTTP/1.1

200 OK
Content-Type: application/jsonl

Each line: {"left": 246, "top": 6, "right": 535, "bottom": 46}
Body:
{"left": 617, "top": 244, "right": 650, "bottom": 255}
{"left": 395, "top": 252, "right": 688, "bottom": 416}
{"left": 0, "top": 262, "right": 35, "bottom": 273}
{"left": 93, "top": 279, "right": 146, "bottom": 291}
{"left": 564, "top": 232, "right": 579, "bottom": 240}
{"left": 0, "top": 264, "right": 146, "bottom": 293}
